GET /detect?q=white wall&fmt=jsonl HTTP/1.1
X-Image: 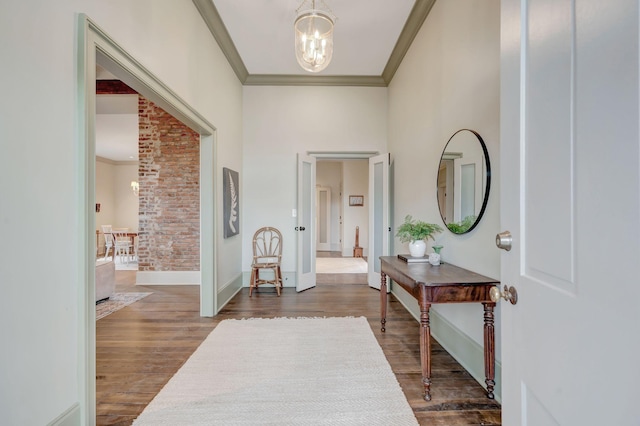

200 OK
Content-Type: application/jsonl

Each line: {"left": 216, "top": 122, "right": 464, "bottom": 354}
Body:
{"left": 242, "top": 86, "right": 387, "bottom": 276}
{"left": 96, "top": 160, "right": 116, "bottom": 230}
{"left": 388, "top": 0, "right": 501, "bottom": 359}
{"left": 96, "top": 159, "right": 139, "bottom": 233}
{"left": 342, "top": 160, "right": 369, "bottom": 256}
{"left": 0, "top": 1, "right": 242, "bottom": 424}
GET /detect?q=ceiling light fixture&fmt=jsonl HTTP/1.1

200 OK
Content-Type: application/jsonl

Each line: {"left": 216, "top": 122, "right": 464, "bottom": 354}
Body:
{"left": 294, "top": 0, "right": 336, "bottom": 73}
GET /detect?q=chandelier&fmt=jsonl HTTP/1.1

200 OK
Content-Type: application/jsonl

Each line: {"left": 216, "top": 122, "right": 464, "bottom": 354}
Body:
{"left": 294, "top": 0, "right": 336, "bottom": 73}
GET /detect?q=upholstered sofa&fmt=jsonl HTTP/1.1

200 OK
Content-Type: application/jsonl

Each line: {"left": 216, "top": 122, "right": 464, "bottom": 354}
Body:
{"left": 96, "top": 259, "right": 115, "bottom": 302}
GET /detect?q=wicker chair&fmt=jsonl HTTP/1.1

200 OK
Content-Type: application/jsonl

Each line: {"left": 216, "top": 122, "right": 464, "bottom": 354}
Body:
{"left": 249, "top": 227, "right": 283, "bottom": 296}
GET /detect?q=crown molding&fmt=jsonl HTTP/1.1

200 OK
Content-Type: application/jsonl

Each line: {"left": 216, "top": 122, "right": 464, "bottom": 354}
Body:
{"left": 382, "top": 0, "right": 437, "bottom": 84}
{"left": 244, "top": 74, "right": 386, "bottom": 87}
{"left": 192, "top": 0, "right": 434, "bottom": 87}
{"left": 191, "top": 0, "right": 249, "bottom": 83}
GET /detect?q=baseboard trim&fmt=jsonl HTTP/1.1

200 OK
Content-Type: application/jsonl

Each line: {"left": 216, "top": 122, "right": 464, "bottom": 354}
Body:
{"left": 136, "top": 271, "right": 200, "bottom": 285}
{"left": 390, "top": 283, "right": 502, "bottom": 402}
{"left": 47, "top": 403, "right": 81, "bottom": 426}
{"left": 217, "top": 273, "right": 242, "bottom": 311}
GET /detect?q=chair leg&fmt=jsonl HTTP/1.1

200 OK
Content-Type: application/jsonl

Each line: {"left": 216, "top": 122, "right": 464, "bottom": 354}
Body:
{"left": 249, "top": 268, "right": 255, "bottom": 297}
{"left": 273, "top": 266, "right": 280, "bottom": 296}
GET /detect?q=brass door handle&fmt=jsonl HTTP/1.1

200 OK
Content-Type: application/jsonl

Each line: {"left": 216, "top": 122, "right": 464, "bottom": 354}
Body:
{"left": 490, "top": 285, "right": 518, "bottom": 305}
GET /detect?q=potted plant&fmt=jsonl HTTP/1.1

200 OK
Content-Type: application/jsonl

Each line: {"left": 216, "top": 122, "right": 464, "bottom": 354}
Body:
{"left": 396, "top": 215, "right": 443, "bottom": 257}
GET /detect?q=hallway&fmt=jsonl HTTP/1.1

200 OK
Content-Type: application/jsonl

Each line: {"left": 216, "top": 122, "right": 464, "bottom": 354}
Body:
{"left": 96, "top": 271, "right": 501, "bottom": 425}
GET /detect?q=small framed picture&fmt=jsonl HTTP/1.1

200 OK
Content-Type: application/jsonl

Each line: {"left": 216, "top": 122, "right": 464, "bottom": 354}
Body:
{"left": 349, "top": 195, "right": 364, "bottom": 206}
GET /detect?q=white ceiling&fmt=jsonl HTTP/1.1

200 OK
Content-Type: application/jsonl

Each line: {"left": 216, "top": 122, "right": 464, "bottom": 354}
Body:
{"left": 212, "top": 0, "right": 415, "bottom": 76}
{"left": 195, "top": 0, "right": 436, "bottom": 85}
{"left": 95, "top": 0, "right": 435, "bottom": 161}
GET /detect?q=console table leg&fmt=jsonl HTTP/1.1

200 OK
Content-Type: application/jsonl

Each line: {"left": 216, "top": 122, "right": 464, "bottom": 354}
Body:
{"left": 380, "top": 272, "right": 387, "bottom": 332}
{"left": 419, "top": 294, "right": 432, "bottom": 401}
{"left": 483, "top": 302, "right": 496, "bottom": 399}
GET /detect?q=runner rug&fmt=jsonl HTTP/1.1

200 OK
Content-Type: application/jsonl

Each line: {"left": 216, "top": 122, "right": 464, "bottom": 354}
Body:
{"left": 133, "top": 316, "right": 418, "bottom": 425}
{"left": 316, "top": 257, "right": 368, "bottom": 273}
{"left": 96, "top": 292, "right": 151, "bottom": 320}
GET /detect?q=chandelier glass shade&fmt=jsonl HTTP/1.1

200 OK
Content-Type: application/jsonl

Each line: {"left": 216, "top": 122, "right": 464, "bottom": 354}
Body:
{"left": 294, "top": 1, "right": 335, "bottom": 73}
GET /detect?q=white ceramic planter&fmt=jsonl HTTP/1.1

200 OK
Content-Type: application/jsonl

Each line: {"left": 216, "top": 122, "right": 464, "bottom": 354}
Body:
{"left": 409, "top": 240, "right": 427, "bottom": 257}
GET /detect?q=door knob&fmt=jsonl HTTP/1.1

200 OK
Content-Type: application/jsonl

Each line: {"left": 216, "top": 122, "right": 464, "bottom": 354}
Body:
{"left": 490, "top": 285, "right": 518, "bottom": 305}
{"left": 496, "top": 231, "right": 512, "bottom": 251}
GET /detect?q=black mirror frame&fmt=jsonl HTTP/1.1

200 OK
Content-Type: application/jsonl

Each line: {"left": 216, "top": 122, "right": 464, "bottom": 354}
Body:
{"left": 436, "top": 129, "right": 491, "bottom": 235}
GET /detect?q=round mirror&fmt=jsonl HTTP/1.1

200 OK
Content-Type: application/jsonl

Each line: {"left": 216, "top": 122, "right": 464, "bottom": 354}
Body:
{"left": 436, "top": 129, "right": 491, "bottom": 234}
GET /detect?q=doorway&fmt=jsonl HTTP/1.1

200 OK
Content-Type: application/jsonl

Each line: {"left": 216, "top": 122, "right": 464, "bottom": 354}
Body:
{"left": 79, "top": 16, "right": 217, "bottom": 422}
{"left": 315, "top": 158, "right": 369, "bottom": 282}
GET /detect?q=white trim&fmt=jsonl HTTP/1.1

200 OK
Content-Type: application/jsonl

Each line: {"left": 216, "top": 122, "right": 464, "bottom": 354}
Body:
{"left": 216, "top": 272, "right": 243, "bottom": 312}
{"left": 136, "top": 271, "right": 201, "bottom": 285}
{"left": 47, "top": 403, "right": 81, "bottom": 426}
{"left": 218, "top": 272, "right": 241, "bottom": 291}
{"left": 308, "top": 151, "right": 380, "bottom": 159}
{"left": 78, "top": 13, "right": 218, "bottom": 424}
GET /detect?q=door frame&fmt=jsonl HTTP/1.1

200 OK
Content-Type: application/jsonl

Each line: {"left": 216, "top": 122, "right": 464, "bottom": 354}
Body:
{"left": 78, "top": 15, "right": 218, "bottom": 423}
{"left": 303, "top": 151, "right": 380, "bottom": 278}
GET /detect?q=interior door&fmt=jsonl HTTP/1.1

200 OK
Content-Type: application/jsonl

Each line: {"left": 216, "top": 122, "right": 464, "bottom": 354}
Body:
{"left": 368, "top": 153, "right": 390, "bottom": 290}
{"left": 500, "top": 1, "right": 640, "bottom": 424}
{"left": 296, "top": 154, "right": 316, "bottom": 292}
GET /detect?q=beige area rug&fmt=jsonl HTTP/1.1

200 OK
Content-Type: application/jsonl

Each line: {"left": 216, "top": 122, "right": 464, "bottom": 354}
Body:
{"left": 133, "top": 317, "right": 418, "bottom": 426}
{"left": 96, "top": 292, "right": 151, "bottom": 320}
{"left": 316, "top": 257, "right": 368, "bottom": 273}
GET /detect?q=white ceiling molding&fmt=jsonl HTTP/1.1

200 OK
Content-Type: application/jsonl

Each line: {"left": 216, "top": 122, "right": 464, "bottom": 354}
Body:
{"left": 192, "top": 0, "right": 436, "bottom": 87}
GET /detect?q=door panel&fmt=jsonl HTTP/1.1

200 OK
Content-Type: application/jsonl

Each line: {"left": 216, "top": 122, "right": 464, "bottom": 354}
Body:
{"left": 368, "top": 153, "right": 390, "bottom": 290}
{"left": 297, "top": 154, "right": 316, "bottom": 292}
{"left": 316, "top": 187, "right": 331, "bottom": 251}
{"left": 501, "top": 0, "right": 640, "bottom": 424}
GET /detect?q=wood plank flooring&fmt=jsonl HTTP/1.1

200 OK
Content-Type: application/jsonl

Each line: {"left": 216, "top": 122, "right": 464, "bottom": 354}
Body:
{"left": 96, "top": 270, "right": 501, "bottom": 425}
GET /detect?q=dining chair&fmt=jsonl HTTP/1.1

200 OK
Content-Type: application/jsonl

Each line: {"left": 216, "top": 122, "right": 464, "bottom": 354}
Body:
{"left": 101, "top": 225, "right": 113, "bottom": 260}
{"left": 113, "top": 228, "right": 133, "bottom": 264}
{"left": 249, "top": 227, "right": 283, "bottom": 296}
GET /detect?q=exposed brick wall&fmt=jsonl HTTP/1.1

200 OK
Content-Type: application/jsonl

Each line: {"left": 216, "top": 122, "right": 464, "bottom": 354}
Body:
{"left": 137, "top": 97, "right": 200, "bottom": 272}
{"left": 96, "top": 80, "right": 137, "bottom": 94}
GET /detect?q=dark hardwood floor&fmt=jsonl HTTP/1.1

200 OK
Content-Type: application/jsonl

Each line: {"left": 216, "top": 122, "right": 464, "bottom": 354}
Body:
{"left": 96, "top": 268, "right": 501, "bottom": 425}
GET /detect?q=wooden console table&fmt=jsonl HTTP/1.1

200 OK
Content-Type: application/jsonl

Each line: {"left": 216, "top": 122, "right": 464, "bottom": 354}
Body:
{"left": 379, "top": 256, "right": 499, "bottom": 401}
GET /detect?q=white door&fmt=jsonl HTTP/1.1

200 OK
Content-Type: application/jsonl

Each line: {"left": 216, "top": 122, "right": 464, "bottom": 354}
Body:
{"left": 315, "top": 187, "right": 332, "bottom": 251}
{"left": 296, "top": 154, "right": 316, "bottom": 292}
{"left": 500, "top": 1, "right": 640, "bottom": 424}
{"left": 368, "top": 153, "right": 390, "bottom": 290}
